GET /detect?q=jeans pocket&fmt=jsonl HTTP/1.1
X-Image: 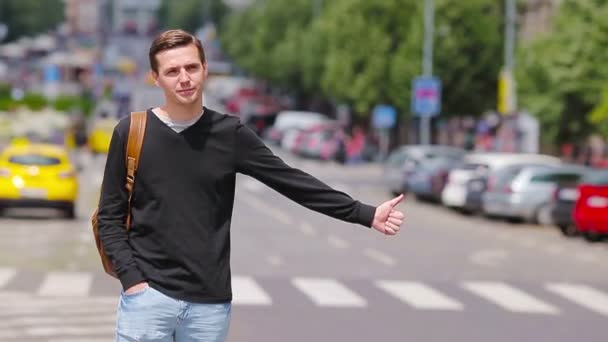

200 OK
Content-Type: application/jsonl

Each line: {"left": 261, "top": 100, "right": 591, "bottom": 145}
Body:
{"left": 121, "top": 285, "right": 150, "bottom": 298}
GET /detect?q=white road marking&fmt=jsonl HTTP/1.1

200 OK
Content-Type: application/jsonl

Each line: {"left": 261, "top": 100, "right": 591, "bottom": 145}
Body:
{"left": 464, "top": 282, "right": 559, "bottom": 314}
{"left": 37, "top": 272, "right": 93, "bottom": 297}
{"left": 0, "top": 315, "right": 116, "bottom": 328}
{"left": 376, "top": 281, "right": 463, "bottom": 310}
{"left": 231, "top": 276, "right": 272, "bottom": 306}
{"left": 364, "top": 248, "right": 396, "bottom": 266}
{"left": 547, "top": 283, "right": 608, "bottom": 317}
{"left": 26, "top": 325, "right": 115, "bottom": 337}
{"left": 292, "top": 278, "right": 367, "bottom": 307}
{"left": 0, "top": 268, "right": 16, "bottom": 289}
{"left": 327, "top": 235, "right": 350, "bottom": 249}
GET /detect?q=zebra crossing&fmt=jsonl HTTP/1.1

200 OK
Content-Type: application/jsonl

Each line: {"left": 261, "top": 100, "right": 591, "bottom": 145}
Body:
{"left": 1, "top": 268, "right": 607, "bottom": 341}
{"left": 1, "top": 267, "right": 608, "bottom": 317}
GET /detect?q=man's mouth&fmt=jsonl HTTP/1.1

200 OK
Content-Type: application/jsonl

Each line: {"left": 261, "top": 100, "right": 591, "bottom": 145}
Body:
{"left": 177, "top": 88, "right": 196, "bottom": 96}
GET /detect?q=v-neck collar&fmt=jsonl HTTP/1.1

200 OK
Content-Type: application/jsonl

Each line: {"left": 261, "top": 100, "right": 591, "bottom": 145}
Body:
{"left": 147, "top": 107, "right": 211, "bottom": 135}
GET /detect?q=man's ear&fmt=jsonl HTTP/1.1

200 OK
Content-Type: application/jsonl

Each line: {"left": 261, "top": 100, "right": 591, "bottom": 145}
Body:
{"left": 202, "top": 62, "right": 209, "bottom": 79}
{"left": 150, "top": 71, "right": 159, "bottom": 86}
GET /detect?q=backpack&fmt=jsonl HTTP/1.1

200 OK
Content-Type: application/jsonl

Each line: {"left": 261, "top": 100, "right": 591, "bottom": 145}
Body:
{"left": 92, "top": 111, "right": 147, "bottom": 278}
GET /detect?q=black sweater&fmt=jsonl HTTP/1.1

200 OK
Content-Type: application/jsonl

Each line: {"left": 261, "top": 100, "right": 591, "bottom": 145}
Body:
{"left": 97, "top": 108, "right": 376, "bottom": 303}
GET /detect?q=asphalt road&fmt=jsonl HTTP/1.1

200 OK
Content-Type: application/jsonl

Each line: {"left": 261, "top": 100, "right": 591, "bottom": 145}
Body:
{"left": 0, "top": 144, "right": 607, "bottom": 342}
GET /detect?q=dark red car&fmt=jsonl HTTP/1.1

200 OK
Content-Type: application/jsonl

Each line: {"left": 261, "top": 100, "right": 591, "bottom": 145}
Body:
{"left": 573, "top": 170, "right": 608, "bottom": 242}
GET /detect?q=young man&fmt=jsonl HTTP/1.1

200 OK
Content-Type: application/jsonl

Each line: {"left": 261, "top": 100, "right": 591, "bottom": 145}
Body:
{"left": 97, "top": 29, "right": 405, "bottom": 342}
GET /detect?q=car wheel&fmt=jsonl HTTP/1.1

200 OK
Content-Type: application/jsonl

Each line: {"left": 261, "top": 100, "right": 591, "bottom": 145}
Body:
{"left": 583, "top": 231, "right": 602, "bottom": 243}
{"left": 535, "top": 203, "right": 553, "bottom": 226}
{"left": 558, "top": 224, "right": 578, "bottom": 237}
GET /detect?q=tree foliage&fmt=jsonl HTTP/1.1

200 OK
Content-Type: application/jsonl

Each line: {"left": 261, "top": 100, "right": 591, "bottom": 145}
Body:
{"left": 158, "top": 0, "right": 229, "bottom": 33}
{"left": 221, "top": 0, "right": 504, "bottom": 119}
{"left": 517, "top": 0, "right": 608, "bottom": 144}
{"left": 0, "top": 0, "right": 64, "bottom": 42}
{"left": 219, "top": 0, "right": 607, "bottom": 144}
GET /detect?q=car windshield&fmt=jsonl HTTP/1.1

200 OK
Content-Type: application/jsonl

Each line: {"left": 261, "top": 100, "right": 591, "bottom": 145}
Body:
{"left": 386, "top": 150, "right": 409, "bottom": 167}
{"left": 530, "top": 172, "right": 584, "bottom": 184}
{"left": 583, "top": 170, "right": 608, "bottom": 185}
{"left": 9, "top": 154, "right": 62, "bottom": 166}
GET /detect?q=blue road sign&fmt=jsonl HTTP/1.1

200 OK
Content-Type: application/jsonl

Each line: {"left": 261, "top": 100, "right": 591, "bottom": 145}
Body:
{"left": 372, "top": 105, "right": 397, "bottom": 129}
{"left": 412, "top": 76, "right": 441, "bottom": 117}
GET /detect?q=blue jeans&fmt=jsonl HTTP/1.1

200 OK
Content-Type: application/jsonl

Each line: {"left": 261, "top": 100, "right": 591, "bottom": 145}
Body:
{"left": 116, "top": 286, "right": 231, "bottom": 341}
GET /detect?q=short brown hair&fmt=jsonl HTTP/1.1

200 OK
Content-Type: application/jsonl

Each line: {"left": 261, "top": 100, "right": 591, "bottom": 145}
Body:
{"left": 149, "top": 29, "right": 206, "bottom": 73}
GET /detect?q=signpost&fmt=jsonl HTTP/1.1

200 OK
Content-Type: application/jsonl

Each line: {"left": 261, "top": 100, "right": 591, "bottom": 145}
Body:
{"left": 372, "top": 104, "right": 397, "bottom": 160}
{"left": 412, "top": 76, "right": 441, "bottom": 145}
{"left": 413, "top": 0, "right": 439, "bottom": 145}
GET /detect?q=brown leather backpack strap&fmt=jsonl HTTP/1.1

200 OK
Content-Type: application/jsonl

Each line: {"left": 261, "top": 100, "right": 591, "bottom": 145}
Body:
{"left": 125, "top": 111, "right": 147, "bottom": 230}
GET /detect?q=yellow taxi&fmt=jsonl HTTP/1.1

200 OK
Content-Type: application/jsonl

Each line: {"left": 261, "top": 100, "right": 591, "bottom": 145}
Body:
{"left": 88, "top": 118, "right": 118, "bottom": 154}
{"left": 0, "top": 143, "right": 79, "bottom": 218}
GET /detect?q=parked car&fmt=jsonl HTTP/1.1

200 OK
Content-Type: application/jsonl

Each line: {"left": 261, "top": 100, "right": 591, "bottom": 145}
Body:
{"left": 441, "top": 152, "right": 561, "bottom": 211}
{"left": 573, "top": 170, "right": 608, "bottom": 242}
{"left": 0, "top": 143, "right": 79, "bottom": 218}
{"left": 550, "top": 168, "right": 596, "bottom": 236}
{"left": 408, "top": 157, "right": 462, "bottom": 202}
{"left": 264, "top": 111, "right": 329, "bottom": 146}
{"left": 384, "top": 145, "right": 466, "bottom": 196}
{"left": 482, "top": 164, "right": 586, "bottom": 223}
{"left": 299, "top": 126, "right": 345, "bottom": 161}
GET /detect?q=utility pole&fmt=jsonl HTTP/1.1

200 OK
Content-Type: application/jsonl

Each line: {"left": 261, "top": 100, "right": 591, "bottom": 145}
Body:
{"left": 420, "top": 0, "right": 435, "bottom": 145}
{"left": 499, "top": 0, "right": 517, "bottom": 115}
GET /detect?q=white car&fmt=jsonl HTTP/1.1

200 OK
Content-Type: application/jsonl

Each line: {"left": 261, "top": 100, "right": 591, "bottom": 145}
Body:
{"left": 441, "top": 152, "right": 562, "bottom": 210}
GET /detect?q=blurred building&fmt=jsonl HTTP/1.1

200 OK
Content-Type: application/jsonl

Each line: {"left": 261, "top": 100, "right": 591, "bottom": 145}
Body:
{"left": 112, "top": 0, "right": 160, "bottom": 36}
{"left": 63, "top": 0, "right": 103, "bottom": 36}
{"left": 520, "top": 0, "right": 562, "bottom": 42}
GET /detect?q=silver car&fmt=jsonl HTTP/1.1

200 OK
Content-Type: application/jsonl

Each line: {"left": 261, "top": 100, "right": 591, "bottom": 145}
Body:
{"left": 482, "top": 165, "right": 587, "bottom": 224}
{"left": 384, "top": 145, "right": 465, "bottom": 196}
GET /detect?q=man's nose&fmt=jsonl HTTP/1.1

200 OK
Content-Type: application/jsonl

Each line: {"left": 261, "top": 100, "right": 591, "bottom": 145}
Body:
{"left": 178, "top": 68, "right": 190, "bottom": 83}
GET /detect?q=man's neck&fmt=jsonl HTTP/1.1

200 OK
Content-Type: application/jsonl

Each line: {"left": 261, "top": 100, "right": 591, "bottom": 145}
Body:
{"left": 157, "top": 103, "right": 204, "bottom": 122}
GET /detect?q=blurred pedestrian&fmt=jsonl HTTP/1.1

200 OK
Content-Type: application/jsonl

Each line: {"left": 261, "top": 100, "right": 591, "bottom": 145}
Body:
{"left": 96, "top": 29, "right": 406, "bottom": 342}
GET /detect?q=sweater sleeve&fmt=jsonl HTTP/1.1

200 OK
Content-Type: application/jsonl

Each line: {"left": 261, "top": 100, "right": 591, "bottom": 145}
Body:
{"left": 97, "top": 124, "right": 146, "bottom": 290}
{"left": 235, "top": 123, "right": 375, "bottom": 227}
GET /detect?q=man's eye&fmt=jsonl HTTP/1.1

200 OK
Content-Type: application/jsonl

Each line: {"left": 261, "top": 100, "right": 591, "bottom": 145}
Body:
{"left": 187, "top": 65, "right": 199, "bottom": 71}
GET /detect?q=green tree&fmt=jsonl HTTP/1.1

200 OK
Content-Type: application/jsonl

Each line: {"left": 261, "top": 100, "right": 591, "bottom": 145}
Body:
{"left": 158, "top": 0, "right": 229, "bottom": 33}
{"left": 590, "top": 85, "right": 608, "bottom": 137}
{"left": 518, "top": 0, "right": 608, "bottom": 145}
{"left": 321, "top": 0, "right": 503, "bottom": 117}
{"left": 220, "top": 0, "right": 324, "bottom": 103}
{"left": 221, "top": 0, "right": 504, "bottom": 120}
{"left": 0, "top": 0, "right": 64, "bottom": 42}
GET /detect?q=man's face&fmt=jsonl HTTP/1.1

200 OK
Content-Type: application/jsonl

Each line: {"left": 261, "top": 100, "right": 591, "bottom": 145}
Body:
{"left": 152, "top": 44, "right": 208, "bottom": 106}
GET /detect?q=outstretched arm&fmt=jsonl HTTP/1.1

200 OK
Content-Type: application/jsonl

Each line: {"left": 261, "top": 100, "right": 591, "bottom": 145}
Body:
{"left": 235, "top": 123, "right": 407, "bottom": 234}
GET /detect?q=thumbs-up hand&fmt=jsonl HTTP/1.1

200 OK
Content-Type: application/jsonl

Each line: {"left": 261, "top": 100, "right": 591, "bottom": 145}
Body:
{"left": 371, "top": 194, "right": 405, "bottom": 236}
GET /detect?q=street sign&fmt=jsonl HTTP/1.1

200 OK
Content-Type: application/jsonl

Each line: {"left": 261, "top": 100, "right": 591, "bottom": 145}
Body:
{"left": 372, "top": 105, "right": 397, "bottom": 129}
{"left": 412, "top": 76, "right": 441, "bottom": 117}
